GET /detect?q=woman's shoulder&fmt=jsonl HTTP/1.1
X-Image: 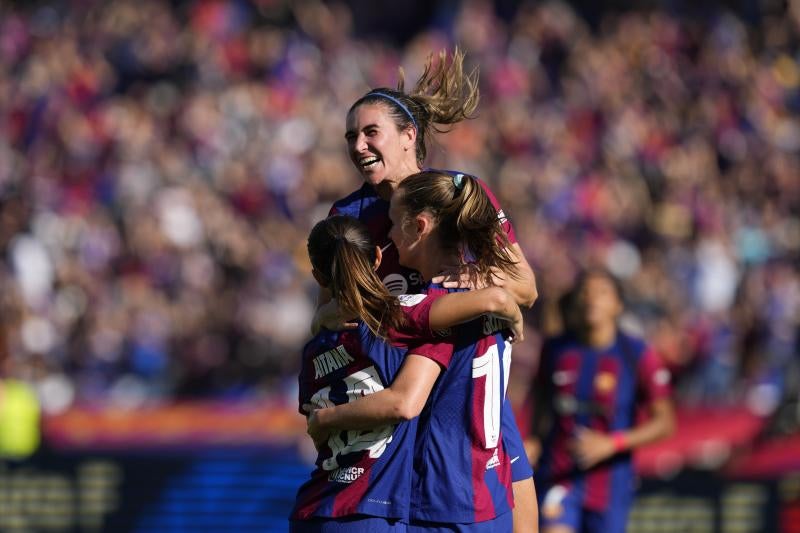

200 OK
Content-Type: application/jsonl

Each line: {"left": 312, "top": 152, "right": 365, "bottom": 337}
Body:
{"left": 616, "top": 330, "right": 649, "bottom": 358}
{"left": 328, "top": 183, "right": 380, "bottom": 217}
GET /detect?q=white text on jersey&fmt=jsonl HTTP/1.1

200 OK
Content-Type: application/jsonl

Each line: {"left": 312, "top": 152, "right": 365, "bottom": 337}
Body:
{"left": 314, "top": 345, "right": 355, "bottom": 379}
{"left": 328, "top": 466, "right": 365, "bottom": 484}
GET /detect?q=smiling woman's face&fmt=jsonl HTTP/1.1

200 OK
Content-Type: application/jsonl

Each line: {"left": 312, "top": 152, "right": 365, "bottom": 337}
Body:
{"left": 345, "top": 103, "right": 415, "bottom": 190}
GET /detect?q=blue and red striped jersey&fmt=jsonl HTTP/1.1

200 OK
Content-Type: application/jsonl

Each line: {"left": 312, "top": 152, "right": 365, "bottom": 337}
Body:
{"left": 410, "top": 284, "right": 515, "bottom": 524}
{"left": 329, "top": 174, "right": 516, "bottom": 297}
{"left": 291, "top": 295, "right": 453, "bottom": 521}
{"left": 534, "top": 332, "right": 672, "bottom": 512}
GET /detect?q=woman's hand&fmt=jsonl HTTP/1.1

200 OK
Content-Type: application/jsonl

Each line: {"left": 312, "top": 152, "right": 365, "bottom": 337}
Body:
{"left": 570, "top": 427, "right": 617, "bottom": 469}
{"left": 489, "top": 298, "right": 524, "bottom": 343}
{"left": 507, "top": 307, "right": 524, "bottom": 344}
{"left": 311, "top": 299, "right": 358, "bottom": 334}
{"left": 303, "top": 403, "right": 331, "bottom": 450}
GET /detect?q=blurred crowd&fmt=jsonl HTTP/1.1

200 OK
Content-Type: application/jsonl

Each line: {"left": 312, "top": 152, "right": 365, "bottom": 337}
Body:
{"left": 0, "top": 1, "right": 798, "bottom": 427}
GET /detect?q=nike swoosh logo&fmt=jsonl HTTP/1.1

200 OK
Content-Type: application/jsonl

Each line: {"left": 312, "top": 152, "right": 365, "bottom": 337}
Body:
{"left": 510, "top": 456, "right": 520, "bottom": 464}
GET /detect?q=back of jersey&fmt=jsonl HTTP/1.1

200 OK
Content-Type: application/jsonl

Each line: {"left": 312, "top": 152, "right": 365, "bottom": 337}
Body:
{"left": 411, "top": 285, "right": 514, "bottom": 524}
{"left": 291, "top": 323, "right": 414, "bottom": 521}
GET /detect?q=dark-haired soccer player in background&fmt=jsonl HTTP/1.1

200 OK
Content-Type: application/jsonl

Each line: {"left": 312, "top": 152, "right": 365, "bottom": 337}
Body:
{"left": 526, "top": 270, "right": 675, "bottom": 533}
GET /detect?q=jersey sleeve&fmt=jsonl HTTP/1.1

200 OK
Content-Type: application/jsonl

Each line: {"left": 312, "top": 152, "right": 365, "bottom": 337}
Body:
{"left": 502, "top": 397, "right": 534, "bottom": 481}
{"left": 389, "top": 293, "right": 449, "bottom": 342}
{"left": 398, "top": 294, "right": 436, "bottom": 336}
{"left": 477, "top": 178, "right": 517, "bottom": 245}
{"left": 637, "top": 346, "right": 672, "bottom": 404}
{"left": 388, "top": 293, "right": 454, "bottom": 367}
{"left": 406, "top": 340, "right": 455, "bottom": 369}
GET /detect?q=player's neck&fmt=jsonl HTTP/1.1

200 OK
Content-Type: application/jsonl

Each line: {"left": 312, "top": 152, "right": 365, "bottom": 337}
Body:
{"left": 376, "top": 163, "right": 423, "bottom": 201}
{"left": 418, "top": 249, "right": 457, "bottom": 283}
{"left": 586, "top": 322, "right": 617, "bottom": 349}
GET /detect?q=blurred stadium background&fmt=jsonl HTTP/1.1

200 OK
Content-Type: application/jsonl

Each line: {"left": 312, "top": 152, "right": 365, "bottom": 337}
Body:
{"left": 0, "top": 0, "right": 798, "bottom": 531}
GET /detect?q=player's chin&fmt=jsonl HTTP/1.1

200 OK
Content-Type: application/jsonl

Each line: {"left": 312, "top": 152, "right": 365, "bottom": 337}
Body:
{"left": 364, "top": 172, "right": 387, "bottom": 188}
{"left": 354, "top": 164, "right": 382, "bottom": 184}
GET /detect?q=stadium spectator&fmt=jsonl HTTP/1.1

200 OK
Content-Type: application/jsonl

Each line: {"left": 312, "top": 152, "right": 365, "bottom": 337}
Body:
{"left": 0, "top": 0, "right": 796, "bottom": 437}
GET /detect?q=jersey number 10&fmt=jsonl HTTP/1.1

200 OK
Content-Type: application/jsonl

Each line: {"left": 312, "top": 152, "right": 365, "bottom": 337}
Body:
{"left": 471, "top": 341, "right": 511, "bottom": 449}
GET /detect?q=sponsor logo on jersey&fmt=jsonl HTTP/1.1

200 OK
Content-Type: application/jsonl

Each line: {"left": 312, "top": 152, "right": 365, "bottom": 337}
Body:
{"left": 408, "top": 272, "right": 424, "bottom": 287}
{"left": 486, "top": 448, "right": 501, "bottom": 470}
{"left": 328, "top": 466, "right": 365, "bottom": 484}
{"left": 313, "top": 345, "right": 355, "bottom": 380}
{"left": 595, "top": 371, "right": 617, "bottom": 393}
{"left": 382, "top": 273, "right": 409, "bottom": 295}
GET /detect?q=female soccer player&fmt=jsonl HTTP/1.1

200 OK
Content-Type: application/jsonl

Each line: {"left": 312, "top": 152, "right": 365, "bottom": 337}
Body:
{"left": 527, "top": 270, "right": 675, "bottom": 533}
{"left": 316, "top": 48, "right": 539, "bottom": 531}
{"left": 318, "top": 47, "right": 537, "bottom": 321}
{"left": 308, "top": 171, "right": 537, "bottom": 532}
{"left": 291, "top": 214, "right": 525, "bottom": 533}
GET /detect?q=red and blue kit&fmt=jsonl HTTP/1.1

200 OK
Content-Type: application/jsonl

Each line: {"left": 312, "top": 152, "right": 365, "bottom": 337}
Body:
{"left": 329, "top": 172, "right": 516, "bottom": 297}
{"left": 291, "top": 294, "right": 452, "bottom": 524}
{"left": 329, "top": 184, "right": 425, "bottom": 296}
{"left": 410, "top": 284, "right": 518, "bottom": 528}
{"left": 535, "top": 332, "right": 672, "bottom": 533}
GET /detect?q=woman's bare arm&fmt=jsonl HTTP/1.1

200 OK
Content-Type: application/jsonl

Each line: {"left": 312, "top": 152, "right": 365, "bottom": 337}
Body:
{"left": 306, "top": 355, "right": 441, "bottom": 442}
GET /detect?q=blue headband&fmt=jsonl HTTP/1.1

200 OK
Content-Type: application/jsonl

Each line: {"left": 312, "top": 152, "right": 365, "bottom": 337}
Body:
{"left": 367, "top": 91, "right": 417, "bottom": 131}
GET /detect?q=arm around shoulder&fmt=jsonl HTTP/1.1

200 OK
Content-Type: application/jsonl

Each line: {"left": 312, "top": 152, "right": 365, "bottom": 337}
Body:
{"left": 311, "top": 354, "right": 442, "bottom": 433}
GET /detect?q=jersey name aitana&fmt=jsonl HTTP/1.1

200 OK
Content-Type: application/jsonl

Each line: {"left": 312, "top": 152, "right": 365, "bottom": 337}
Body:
{"left": 291, "top": 295, "right": 452, "bottom": 521}
{"left": 329, "top": 171, "right": 516, "bottom": 296}
{"left": 410, "top": 284, "right": 514, "bottom": 524}
{"left": 535, "top": 332, "right": 672, "bottom": 512}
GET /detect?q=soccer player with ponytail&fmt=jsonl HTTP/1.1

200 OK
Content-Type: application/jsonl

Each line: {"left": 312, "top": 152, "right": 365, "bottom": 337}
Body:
{"left": 308, "top": 171, "right": 538, "bottom": 532}
{"left": 318, "top": 47, "right": 537, "bottom": 320}
{"left": 292, "top": 215, "right": 525, "bottom": 533}
{"left": 314, "top": 48, "right": 539, "bottom": 532}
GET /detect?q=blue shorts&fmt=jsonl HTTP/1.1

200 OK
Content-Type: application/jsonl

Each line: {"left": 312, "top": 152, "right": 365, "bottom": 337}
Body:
{"left": 539, "top": 484, "right": 630, "bottom": 533}
{"left": 502, "top": 401, "right": 535, "bottom": 482}
{"left": 290, "top": 515, "right": 407, "bottom": 533}
{"left": 408, "top": 511, "right": 512, "bottom": 533}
